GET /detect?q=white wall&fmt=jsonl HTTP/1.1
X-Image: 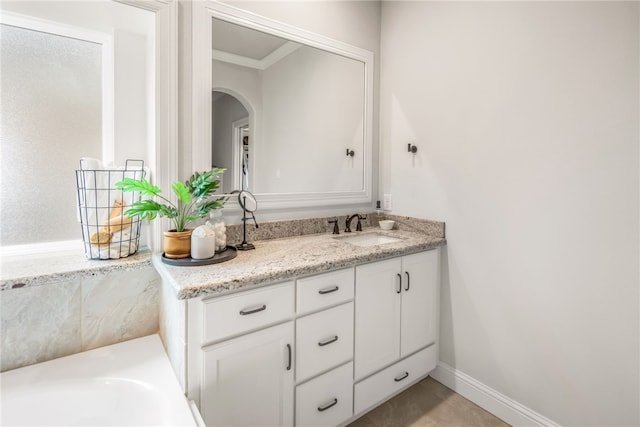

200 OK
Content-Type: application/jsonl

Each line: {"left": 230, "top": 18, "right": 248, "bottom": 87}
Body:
{"left": 212, "top": 59, "right": 262, "bottom": 108}
{"left": 380, "top": 2, "right": 639, "bottom": 426}
{"left": 257, "top": 45, "right": 364, "bottom": 193}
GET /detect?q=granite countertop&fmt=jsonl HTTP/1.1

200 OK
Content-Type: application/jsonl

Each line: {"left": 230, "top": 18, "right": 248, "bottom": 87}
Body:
{"left": 153, "top": 229, "right": 446, "bottom": 300}
{"left": 0, "top": 247, "right": 152, "bottom": 291}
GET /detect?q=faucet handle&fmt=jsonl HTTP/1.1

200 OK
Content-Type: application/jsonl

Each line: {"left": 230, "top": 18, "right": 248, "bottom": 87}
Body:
{"left": 356, "top": 215, "right": 366, "bottom": 232}
{"left": 328, "top": 219, "right": 339, "bottom": 235}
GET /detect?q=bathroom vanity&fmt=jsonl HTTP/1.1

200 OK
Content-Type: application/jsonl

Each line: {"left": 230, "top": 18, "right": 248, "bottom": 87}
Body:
{"left": 154, "top": 223, "right": 445, "bottom": 427}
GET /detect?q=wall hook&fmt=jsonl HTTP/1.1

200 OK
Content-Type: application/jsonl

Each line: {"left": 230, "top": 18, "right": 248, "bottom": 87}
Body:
{"left": 407, "top": 143, "right": 418, "bottom": 154}
{"left": 346, "top": 148, "right": 355, "bottom": 157}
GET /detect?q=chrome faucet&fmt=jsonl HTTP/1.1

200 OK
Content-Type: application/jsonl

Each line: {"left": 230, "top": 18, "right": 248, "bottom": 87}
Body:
{"left": 345, "top": 214, "right": 366, "bottom": 232}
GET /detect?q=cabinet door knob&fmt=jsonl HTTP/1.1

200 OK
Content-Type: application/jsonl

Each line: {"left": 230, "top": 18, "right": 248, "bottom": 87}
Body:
{"left": 318, "top": 285, "right": 339, "bottom": 295}
{"left": 286, "top": 344, "right": 292, "bottom": 371}
{"left": 394, "top": 371, "right": 409, "bottom": 382}
{"left": 405, "top": 271, "right": 410, "bottom": 291}
{"left": 396, "top": 273, "right": 402, "bottom": 294}
{"left": 317, "top": 398, "right": 338, "bottom": 412}
{"left": 318, "top": 335, "right": 339, "bottom": 347}
{"left": 239, "top": 304, "right": 266, "bottom": 316}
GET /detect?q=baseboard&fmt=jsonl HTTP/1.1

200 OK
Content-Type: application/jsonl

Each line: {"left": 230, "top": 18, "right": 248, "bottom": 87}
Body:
{"left": 430, "top": 362, "right": 559, "bottom": 427}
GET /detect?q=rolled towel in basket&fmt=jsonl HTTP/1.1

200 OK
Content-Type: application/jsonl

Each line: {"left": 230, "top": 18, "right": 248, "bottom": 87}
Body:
{"left": 89, "top": 200, "right": 131, "bottom": 245}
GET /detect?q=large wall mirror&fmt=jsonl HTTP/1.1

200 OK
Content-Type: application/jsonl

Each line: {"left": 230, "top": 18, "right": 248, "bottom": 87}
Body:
{"left": 191, "top": 1, "right": 373, "bottom": 210}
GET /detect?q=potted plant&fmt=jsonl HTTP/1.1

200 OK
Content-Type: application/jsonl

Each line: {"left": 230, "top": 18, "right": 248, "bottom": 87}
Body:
{"left": 115, "top": 168, "right": 226, "bottom": 259}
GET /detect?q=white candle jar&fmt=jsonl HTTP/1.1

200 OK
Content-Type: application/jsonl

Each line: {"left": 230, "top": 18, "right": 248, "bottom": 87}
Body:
{"left": 191, "top": 225, "right": 216, "bottom": 259}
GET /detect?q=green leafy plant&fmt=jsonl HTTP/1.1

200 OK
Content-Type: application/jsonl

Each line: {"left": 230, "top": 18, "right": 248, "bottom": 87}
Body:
{"left": 115, "top": 168, "right": 226, "bottom": 232}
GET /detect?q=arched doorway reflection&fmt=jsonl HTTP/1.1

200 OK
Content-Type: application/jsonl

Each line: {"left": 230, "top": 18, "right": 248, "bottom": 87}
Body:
{"left": 212, "top": 90, "right": 251, "bottom": 192}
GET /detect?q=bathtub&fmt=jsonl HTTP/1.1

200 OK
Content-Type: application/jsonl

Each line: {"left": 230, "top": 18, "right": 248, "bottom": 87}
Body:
{"left": 1, "top": 335, "right": 202, "bottom": 426}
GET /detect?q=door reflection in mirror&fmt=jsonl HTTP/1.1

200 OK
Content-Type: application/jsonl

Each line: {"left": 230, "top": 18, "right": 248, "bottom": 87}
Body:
{"left": 241, "top": 130, "right": 249, "bottom": 191}
{"left": 212, "top": 91, "right": 250, "bottom": 193}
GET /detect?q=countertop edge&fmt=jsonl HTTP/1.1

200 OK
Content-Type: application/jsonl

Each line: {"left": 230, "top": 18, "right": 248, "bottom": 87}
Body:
{"left": 157, "top": 233, "right": 446, "bottom": 301}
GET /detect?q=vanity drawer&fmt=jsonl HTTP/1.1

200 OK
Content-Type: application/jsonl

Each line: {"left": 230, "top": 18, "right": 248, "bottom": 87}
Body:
{"left": 202, "top": 281, "right": 295, "bottom": 344}
{"left": 297, "top": 268, "right": 354, "bottom": 315}
{"left": 354, "top": 345, "right": 437, "bottom": 416}
{"left": 296, "top": 362, "right": 353, "bottom": 427}
{"left": 296, "top": 302, "right": 354, "bottom": 383}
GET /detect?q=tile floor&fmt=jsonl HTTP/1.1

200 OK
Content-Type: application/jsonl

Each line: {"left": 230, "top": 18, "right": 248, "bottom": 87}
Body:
{"left": 348, "top": 376, "right": 510, "bottom": 427}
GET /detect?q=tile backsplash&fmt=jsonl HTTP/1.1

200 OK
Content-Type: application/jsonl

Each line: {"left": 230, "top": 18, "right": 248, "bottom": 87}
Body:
{"left": 225, "top": 211, "right": 445, "bottom": 244}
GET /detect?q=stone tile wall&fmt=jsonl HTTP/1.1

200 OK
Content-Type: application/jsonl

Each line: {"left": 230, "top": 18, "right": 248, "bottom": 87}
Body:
{"left": 1, "top": 267, "right": 159, "bottom": 372}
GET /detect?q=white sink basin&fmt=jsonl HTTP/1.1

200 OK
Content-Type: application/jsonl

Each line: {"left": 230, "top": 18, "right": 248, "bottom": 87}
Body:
{"left": 335, "top": 233, "right": 402, "bottom": 247}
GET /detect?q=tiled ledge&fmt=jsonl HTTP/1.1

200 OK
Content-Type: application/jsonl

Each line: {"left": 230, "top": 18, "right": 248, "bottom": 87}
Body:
{"left": 0, "top": 247, "right": 152, "bottom": 291}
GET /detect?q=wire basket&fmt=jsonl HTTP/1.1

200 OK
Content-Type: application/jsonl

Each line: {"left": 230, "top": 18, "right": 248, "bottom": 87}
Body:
{"left": 76, "top": 159, "right": 146, "bottom": 260}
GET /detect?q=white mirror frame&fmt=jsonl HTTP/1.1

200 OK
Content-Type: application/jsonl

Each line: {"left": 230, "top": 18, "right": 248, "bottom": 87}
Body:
{"left": 189, "top": 0, "right": 374, "bottom": 210}
{"left": 115, "top": 0, "right": 178, "bottom": 252}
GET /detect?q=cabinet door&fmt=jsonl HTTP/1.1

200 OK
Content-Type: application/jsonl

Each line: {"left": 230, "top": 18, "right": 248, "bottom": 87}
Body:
{"left": 400, "top": 250, "right": 439, "bottom": 357}
{"left": 354, "top": 257, "right": 402, "bottom": 380}
{"left": 202, "top": 322, "right": 294, "bottom": 427}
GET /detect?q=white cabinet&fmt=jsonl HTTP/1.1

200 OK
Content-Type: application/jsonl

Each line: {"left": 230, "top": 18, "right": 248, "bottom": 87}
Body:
{"left": 192, "top": 282, "right": 295, "bottom": 427}
{"left": 185, "top": 249, "right": 439, "bottom": 427}
{"left": 202, "top": 281, "right": 295, "bottom": 344}
{"left": 296, "top": 302, "right": 354, "bottom": 383}
{"left": 296, "top": 268, "right": 354, "bottom": 315}
{"left": 354, "top": 346, "right": 437, "bottom": 415}
{"left": 354, "top": 250, "right": 439, "bottom": 380}
{"left": 295, "top": 362, "right": 353, "bottom": 427}
{"left": 201, "top": 322, "right": 294, "bottom": 427}
{"left": 295, "top": 270, "right": 355, "bottom": 427}
{"left": 400, "top": 251, "right": 439, "bottom": 357}
{"left": 354, "top": 257, "right": 402, "bottom": 380}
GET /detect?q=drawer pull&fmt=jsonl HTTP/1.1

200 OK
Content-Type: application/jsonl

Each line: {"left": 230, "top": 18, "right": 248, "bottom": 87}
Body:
{"left": 286, "top": 344, "right": 292, "bottom": 371}
{"left": 239, "top": 304, "right": 266, "bottom": 316}
{"left": 317, "top": 398, "right": 338, "bottom": 412}
{"left": 396, "top": 274, "right": 402, "bottom": 294}
{"left": 318, "top": 285, "right": 339, "bottom": 295}
{"left": 394, "top": 372, "right": 409, "bottom": 382}
{"left": 318, "top": 335, "right": 339, "bottom": 347}
{"left": 405, "top": 271, "right": 410, "bottom": 291}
